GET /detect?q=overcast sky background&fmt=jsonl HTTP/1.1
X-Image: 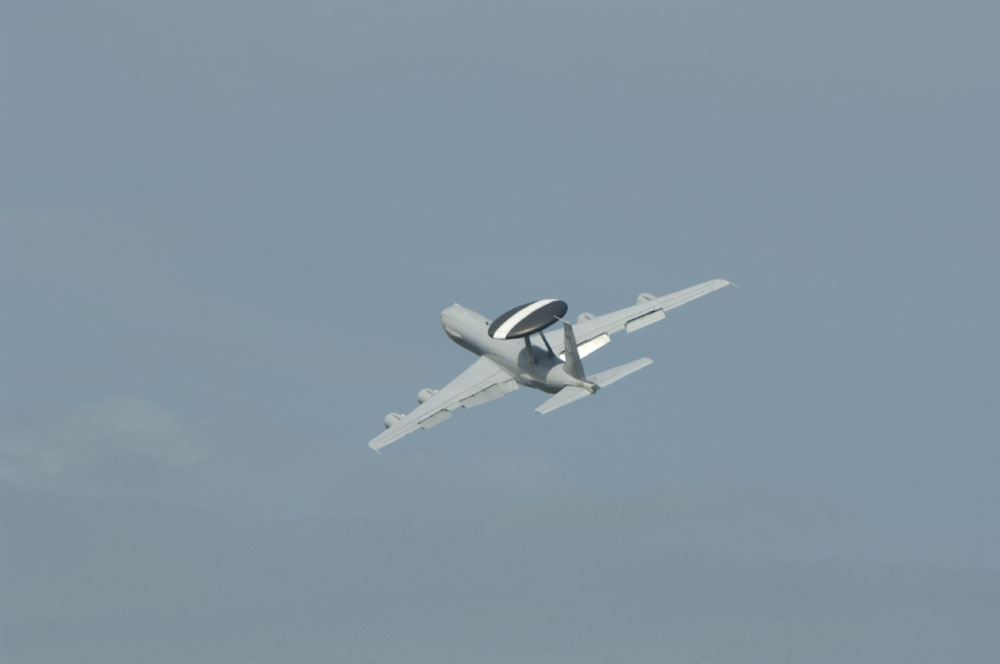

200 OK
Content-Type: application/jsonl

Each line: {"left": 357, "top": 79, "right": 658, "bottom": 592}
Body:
{"left": 2, "top": 1, "right": 998, "bottom": 662}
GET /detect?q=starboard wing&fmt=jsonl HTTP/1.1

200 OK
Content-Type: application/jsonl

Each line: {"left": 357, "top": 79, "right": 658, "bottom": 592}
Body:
{"left": 548, "top": 279, "right": 730, "bottom": 358}
{"left": 368, "top": 355, "right": 517, "bottom": 453}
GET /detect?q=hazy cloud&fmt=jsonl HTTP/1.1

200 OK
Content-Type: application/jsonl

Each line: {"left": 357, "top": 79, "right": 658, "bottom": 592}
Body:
{"left": 1, "top": 397, "right": 207, "bottom": 495}
{"left": 2, "top": 489, "right": 995, "bottom": 664}
{"left": 2, "top": 0, "right": 998, "bottom": 661}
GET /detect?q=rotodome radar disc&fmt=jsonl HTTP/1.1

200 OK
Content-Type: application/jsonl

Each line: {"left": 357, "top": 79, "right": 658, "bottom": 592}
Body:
{"left": 488, "top": 299, "right": 568, "bottom": 340}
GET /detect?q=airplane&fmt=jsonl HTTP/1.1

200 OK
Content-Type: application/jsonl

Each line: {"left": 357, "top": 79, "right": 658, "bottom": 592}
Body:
{"left": 368, "top": 278, "right": 731, "bottom": 453}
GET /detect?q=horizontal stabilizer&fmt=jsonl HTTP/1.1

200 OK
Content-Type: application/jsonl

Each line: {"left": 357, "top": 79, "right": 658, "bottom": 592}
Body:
{"left": 535, "top": 357, "right": 654, "bottom": 415}
{"left": 590, "top": 357, "right": 653, "bottom": 388}
{"left": 535, "top": 386, "right": 592, "bottom": 415}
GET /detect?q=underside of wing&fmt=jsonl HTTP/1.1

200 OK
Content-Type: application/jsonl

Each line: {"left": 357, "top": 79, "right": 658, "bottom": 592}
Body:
{"left": 368, "top": 356, "right": 516, "bottom": 453}
{"left": 546, "top": 279, "right": 730, "bottom": 357}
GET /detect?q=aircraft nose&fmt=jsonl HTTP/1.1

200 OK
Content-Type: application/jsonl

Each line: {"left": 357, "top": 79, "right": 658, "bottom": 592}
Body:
{"left": 440, "top": 304, "right": 466, "bottom": 339}
{"left": 441, "top": 304, "right": 461, "bottom": 326}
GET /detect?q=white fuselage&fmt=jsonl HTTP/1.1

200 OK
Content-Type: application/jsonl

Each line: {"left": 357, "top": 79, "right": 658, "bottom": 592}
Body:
{"left": 440, "top": 305, "right": 589, "bottom": 394}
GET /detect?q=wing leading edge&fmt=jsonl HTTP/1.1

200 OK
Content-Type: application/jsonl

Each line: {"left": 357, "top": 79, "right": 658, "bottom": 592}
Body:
{"left": 549, "top": 279, "right": 730, "bottom": 358}
{"left": 368, "top": 355, "right": 517, "bottom": 453}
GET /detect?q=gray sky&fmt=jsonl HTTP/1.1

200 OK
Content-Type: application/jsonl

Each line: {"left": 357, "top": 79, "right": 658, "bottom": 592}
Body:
{"left": 2, "top": 1, "right": 998, "bottom": 662}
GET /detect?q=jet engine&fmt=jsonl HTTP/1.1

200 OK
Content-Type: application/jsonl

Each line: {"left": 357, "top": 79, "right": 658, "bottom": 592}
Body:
{"left": 384, "top": 412, "right": 404, "bottom": 429}
{"left": 417, "top": 387, "right": 438, "bottom": 403}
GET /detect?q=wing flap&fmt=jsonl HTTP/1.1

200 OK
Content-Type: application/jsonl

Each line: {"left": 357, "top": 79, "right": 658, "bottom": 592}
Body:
{"left": 625, "top": 309, "right": 665, "bottom": 333}
{"left": 557, "top": 332, "right": 610, "bottom": 361}
{"left": 418, "top": 409, "right": 453, "bottom": 430}
{"left": 460, "top": 383, "right": 506, "bottom": 408}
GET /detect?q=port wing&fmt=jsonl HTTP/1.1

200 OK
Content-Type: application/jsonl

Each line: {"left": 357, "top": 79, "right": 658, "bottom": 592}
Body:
{"left": 368, "top": 356, "right": 517, "bottom": 453}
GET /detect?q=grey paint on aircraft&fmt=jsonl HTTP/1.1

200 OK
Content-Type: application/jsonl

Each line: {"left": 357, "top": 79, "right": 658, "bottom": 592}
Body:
{"left": 369, "top": 279, "right": 731, "bottom": 452}
{"left": 488, "top": 299, "right": 569, "bottom": 340}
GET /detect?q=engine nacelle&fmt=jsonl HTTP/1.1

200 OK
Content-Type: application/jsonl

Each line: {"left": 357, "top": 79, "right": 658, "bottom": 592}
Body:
{"left": 637, "top": 292, "right": 657, "bottom": 304}
{"left": 384, "top": 412, "right": 404, "bottom": 429}
{"left": 417, "top": 387, "right": 438, "bottom": 404}
{"left": 577, "top": 312, "right": 595, "bottom": 322}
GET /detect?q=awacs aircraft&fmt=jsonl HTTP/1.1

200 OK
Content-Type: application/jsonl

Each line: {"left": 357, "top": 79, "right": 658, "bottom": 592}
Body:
{"left": 368, "top": 279, "right": 730, "bottom": 453}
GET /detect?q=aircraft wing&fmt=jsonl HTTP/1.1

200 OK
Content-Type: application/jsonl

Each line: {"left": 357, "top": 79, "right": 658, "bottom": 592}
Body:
{"left": 550, "top": 279, "right": 731, "bottom": 358}
{"left": 368, "top": 355, "right": 518, "bottom": 453}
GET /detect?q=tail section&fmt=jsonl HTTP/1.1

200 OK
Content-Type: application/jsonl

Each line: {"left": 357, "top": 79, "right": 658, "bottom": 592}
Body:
{"left": 561, "top": 322, "right": 586, "bottom": 381}
{"left": 535, "top": 356, "right": 654, "bottom": 414}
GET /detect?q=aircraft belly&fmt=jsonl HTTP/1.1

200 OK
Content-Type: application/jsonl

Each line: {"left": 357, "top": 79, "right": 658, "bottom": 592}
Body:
{"left": 448, "top": 318, "right": 577, "bottom": 394}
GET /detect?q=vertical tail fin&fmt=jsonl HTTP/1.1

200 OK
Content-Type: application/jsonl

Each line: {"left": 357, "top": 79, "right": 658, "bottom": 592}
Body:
{"left": 562, "top": 322, "right": 586, "bottom": 381}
